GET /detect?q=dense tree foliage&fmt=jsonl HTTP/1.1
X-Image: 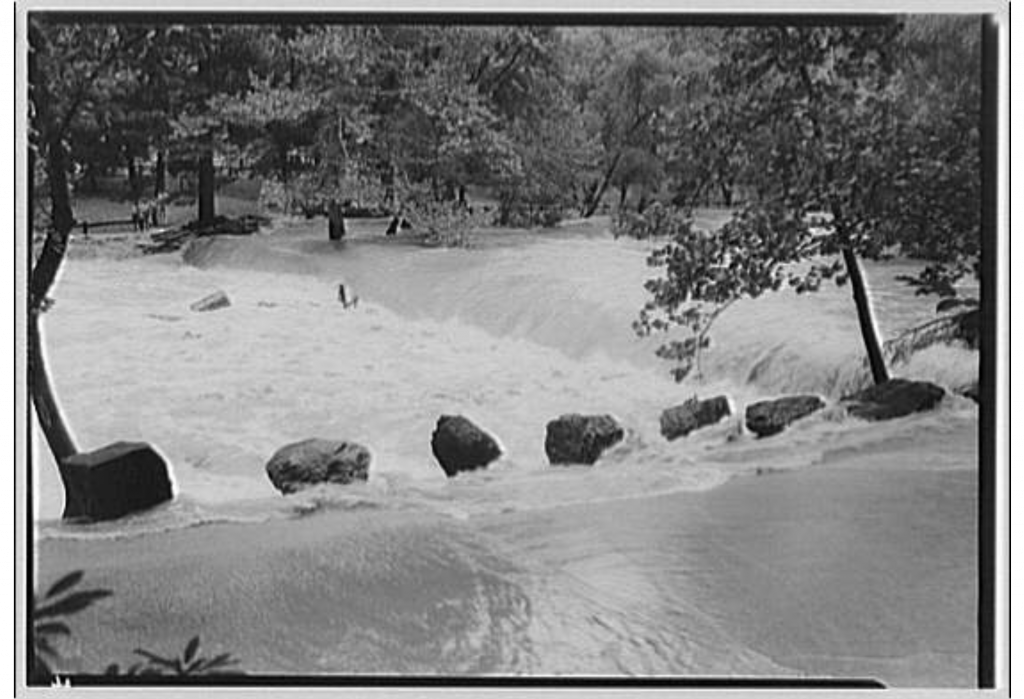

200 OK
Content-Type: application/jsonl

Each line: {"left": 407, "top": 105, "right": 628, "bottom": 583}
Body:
{"left": 618, "top": 18, "right": 983, "bottom": 385}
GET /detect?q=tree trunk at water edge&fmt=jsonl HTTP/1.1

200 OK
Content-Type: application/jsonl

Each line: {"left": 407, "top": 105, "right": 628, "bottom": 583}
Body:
{"left": 841, "top": 246, "right": 890, "bottom": 385}
{"left": 328, "top": 200, "right": 346, "bottom": 240}
{"left": 582, "top": 152, "right": 623, "bottom": 218}
{"left": 197, "top": 148, "right": 216, "bottom": 225}
{"left": 30, "top": 134, "right": 82, "bottom": 516}
{"left": 29, "top": 313, "right": 83, "bottom": 518}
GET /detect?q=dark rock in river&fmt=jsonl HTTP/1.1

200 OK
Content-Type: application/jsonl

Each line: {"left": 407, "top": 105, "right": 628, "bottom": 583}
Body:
{"left": 545, "top": 414, "right": 624, "bottom": 466}
{"left": 266, "top": 439, "right": 371, "bottom": 494}
{"left": 842, "top": 379, "right": 946, "bottom": 421}
{"left": 954, "top": 309, "right": 980, "bottom": 350}
{"left": 660, "top": 396, "right": 732, "bottom": 441}
{"left": 955, "top": 381, "right": 980, "bottom": 404}
{"left": 190, "top": 290, "right": 231, "bottom": 312}
{"left": 745, "top": 395, "right": 825, "bottom": 438}
{"left": 61, "top": 442, "right": 174, "bottom": 521}
{"left": 431, "top": 415, "right": 503, "bottom": 477}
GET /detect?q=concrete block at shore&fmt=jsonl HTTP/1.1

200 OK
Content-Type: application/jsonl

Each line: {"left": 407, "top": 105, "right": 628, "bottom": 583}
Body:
{"left": 61, "top": 442, "right": 174, "bottom": 521}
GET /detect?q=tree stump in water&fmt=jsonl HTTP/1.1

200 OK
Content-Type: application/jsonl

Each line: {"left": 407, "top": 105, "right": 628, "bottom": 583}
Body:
{"left": 328, "top": 201, "right": 346, "bottom": 241}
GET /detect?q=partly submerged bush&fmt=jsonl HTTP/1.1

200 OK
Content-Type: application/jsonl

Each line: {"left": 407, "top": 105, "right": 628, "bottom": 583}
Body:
{"left": 403, "top": 195, "right": 489, "bottom": 248}
{"left": 613, "top": 202, "right": 689, "bottom": 240}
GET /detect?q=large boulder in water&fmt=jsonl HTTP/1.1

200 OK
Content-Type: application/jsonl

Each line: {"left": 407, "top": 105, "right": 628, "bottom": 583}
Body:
{"left": 842, "top": 378, "right": 946, "bottom": 421}
{"left": 660, "top": 396, "right": 732, "bottom": 441}
{"left": 545, "top": 414, "right": 624, "bottom": 466}
{"left": 431, "top": 415, "right": 503, "bottom": 477}
{"left": 61, "top": 442, "right": 174, "bottom": 521}
{"left": 745, "top": 395, "right": 825, "bottom": 438}
{"left": 266, "top": 439, "right": 371, "bottom": 494}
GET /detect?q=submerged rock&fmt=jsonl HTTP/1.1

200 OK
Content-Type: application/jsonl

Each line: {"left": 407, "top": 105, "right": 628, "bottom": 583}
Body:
{"left": 61, "top": 442, "right": 174, "bottom": 522}
{"left": 745, "top": 395, "right": 825, "bottom": 438}
{"left": 545, "top": 414, "right": 624, "bottom": 466}
{"left": 842, "top": 379, "right": 946, "bottom": 421}
{"left": 660, "top": 396, "right": 732, "bottom": 441}
{"left": 266, "top": 439, "right": 371, "bottom": 494}
{"left": 431, "top": 415, "right": 503, "bottom": 477}
{"left": 190, "top": 290, "right": 231, "bottom": 312}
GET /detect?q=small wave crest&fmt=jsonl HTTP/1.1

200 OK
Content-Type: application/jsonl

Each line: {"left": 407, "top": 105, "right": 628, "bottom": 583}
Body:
{"left": 33, "top": 496, "right": 292, "bottom": 542}
{"left": 182, "top": 235, "right": 326, "bottom": 276}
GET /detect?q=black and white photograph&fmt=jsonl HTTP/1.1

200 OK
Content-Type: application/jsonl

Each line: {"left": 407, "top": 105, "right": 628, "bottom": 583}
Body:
{"left": 17, "top": 6, "right": 1007, "bottom": 693}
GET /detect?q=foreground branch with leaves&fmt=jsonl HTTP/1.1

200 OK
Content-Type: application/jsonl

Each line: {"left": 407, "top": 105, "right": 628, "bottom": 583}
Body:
{"left": 31, "top": 571, "right": 244, "bottom": 684}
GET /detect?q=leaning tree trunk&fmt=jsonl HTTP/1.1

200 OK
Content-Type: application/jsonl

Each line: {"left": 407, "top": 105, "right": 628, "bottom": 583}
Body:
{"left": 29, "top": 315, "right": 82, "bottom": 517}
{"left": 582, "top": 152, "right": 624, "bottom": 219}
{"left": 30, "top": 134, "right": 83, "bottom": 517}
{"left": 841, "top": 246, "right": 890, "bottom": 385}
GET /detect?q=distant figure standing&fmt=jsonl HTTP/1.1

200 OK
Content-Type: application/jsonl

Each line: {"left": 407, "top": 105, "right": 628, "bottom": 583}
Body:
{"left": 337, "top": 283, "right": 359, "bottom": 309}
{"left": 131, "top": 202, "right": 142, "bottom": 231}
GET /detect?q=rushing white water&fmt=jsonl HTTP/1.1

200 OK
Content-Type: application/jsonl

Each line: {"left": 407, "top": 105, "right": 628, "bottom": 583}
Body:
{"left": 194, "top": 217, "right": 978, "bottom": 397}
{"left": 34, "top": 216, "right": 978, "bottom": 536}
{"left": 33, "top": 216, "right": 980, "bottom": 685}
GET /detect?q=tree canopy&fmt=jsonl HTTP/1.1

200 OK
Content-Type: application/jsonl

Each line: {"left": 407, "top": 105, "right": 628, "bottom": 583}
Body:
{"left": 615, "top": 18, "right": 983, "bottom": 385}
